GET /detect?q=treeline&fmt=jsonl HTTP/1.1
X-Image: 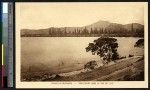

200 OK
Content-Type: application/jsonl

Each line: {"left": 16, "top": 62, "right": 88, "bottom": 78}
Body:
{"left": 21, "top": 27, "right": 144, "bottom": 37}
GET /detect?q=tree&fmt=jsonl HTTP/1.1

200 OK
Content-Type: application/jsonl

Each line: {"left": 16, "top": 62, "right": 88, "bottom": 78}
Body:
{"left": 64, "top": 29, "right": 67, "bottom": 34}
{"left": 49, "top": 28, "right": 52, "bottom": 35}
{"left": 134, "top": 39, "right": 144, "bottom": 48}
{"left": 82, "top": 27, "right": 89, "bottom": 34}
{"left": 85, "top": 37, "right": 119, "bottom": 64}
{"left": 90, "top": 28, "right": 93, "bottom": 34}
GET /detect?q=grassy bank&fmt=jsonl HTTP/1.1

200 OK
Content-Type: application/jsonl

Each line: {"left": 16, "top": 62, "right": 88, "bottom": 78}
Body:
{"left": 21, "top": 56, "right": 144, "bottom": 81}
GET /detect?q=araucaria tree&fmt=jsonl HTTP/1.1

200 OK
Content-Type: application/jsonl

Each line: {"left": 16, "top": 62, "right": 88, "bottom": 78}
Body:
{"left": 86, "top": 37, "right": 119, "bottom": 64}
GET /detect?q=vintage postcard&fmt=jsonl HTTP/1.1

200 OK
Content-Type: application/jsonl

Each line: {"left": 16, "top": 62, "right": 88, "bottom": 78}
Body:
{"left": 15, "top": 2, "right": 148, "bottom": 88}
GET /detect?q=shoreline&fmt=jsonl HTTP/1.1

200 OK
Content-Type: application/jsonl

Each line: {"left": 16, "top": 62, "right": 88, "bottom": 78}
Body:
{"left": 21, "top": 56, "right": 144, "bottom": 81}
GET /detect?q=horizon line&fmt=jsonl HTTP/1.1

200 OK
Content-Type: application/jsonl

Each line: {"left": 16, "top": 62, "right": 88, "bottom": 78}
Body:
{"left": 20, "top": 20, "right": 144, "bottom": 30}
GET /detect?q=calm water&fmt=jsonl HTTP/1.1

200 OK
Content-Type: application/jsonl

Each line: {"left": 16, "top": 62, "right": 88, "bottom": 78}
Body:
{"left": 21, "top": 37, "right": 143, "bottom": 73}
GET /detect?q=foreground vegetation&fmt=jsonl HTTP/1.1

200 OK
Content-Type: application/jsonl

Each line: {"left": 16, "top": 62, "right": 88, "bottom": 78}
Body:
{"left": 21, "top": 56, "right": 144, "bottom": 81}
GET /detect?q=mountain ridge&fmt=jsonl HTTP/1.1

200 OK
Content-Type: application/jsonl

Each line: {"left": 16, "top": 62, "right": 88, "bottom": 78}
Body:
{"left": 21, "top": 20, "right": 144, "bottom": 31}
{"left": 21, "top": 20, "right": 144, "bottom": 37}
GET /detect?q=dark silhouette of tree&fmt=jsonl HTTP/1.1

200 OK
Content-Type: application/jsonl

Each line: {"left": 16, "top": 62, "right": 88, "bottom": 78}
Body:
{"left": 51, "top": 28, "right": 56, "bottom": 35}
{"left": 68, "top": 31, "right": 71, "bottom": 34}
{"left": 98, "top": 28, "right": 103, "bottom": 34}
{"left": 90, "top": 28, "right": 93, "bottom": 34}
{"left": 49, "top": 28, "right": 52, "bottom": 35}
{"left": 86, "top": 37, "right": 119, "bottom": 64}
{"left": 93, "top": 28, "right": 98, "bottom": 34}
{"left": 64, "top": 28, "right": 67, "bottom": 34}
{"left": 134, "top": 39, "right": 144, "bottom": 48}
{"left": 101, "top": 28, "right": 104, "bottom": 34}
{"left": 82, "top": 27, "right": 89, "bottom": 34}
{"left": 76, "top": 29, "right": 81, "bottom": 34}
{"left": 74, "top": 29, "right": 77, "bottom": 34}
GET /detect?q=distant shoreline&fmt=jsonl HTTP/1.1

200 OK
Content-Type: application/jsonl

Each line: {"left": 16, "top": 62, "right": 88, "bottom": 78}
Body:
{"left": 21, "top": 34, "right": 144, "bottom": 37}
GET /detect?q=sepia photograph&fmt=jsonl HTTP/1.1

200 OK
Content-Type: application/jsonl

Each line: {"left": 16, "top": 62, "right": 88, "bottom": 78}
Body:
{"left": 15, "top": 2, "right": 148, "bottom": 88}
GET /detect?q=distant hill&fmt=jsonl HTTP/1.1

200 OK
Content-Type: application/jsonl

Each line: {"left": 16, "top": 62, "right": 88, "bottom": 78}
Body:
{"left": 82, "top": 20, "right": 144, "bottom": 33}
{"left": 21, "top": 20, "right": 144, "bottom": 37}
{"left": 124, "top": 23, "right": 144, "bottom": 31}
{"left": 84, "top": 20, "right": 111, "bottom": 30}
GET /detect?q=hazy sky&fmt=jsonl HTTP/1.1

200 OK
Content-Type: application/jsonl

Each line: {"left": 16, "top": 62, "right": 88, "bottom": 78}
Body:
{"left": 16, "top": 2, "right": 145, "bottom": 29}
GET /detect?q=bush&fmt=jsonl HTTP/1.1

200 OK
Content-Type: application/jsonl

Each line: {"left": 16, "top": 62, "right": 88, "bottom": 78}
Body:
{"left": 84, "top": 60, "right": 98, "bottom": 70}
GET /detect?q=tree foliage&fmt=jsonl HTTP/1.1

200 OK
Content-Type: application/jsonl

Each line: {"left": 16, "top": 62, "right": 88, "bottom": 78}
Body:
{"left": 134, "top": 39, "right": 144, "bottom": 48}
{"left": 86, "top": 37, "right": 119, "bottom": 63}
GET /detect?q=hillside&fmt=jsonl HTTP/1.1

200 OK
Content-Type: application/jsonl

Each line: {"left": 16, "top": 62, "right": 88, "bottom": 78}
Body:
{"left": 84, "top": 20, "right": 111, "bottom": 30}
{"left": 21, "top": 20, "right": 144, "bottom": 37}
{"left": 124, "top": 23, "right": 144, "bottom": 31}
{"left": 21, "top": 56, "right": 144, "bottom": 81}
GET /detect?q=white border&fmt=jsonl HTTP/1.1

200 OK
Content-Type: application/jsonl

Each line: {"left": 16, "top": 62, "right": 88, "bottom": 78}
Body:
{"left": 15, "top": 2, "right": 148, "bottom": 88}
{"left": 3, "top": 3, "right": 8, "bottom": 13}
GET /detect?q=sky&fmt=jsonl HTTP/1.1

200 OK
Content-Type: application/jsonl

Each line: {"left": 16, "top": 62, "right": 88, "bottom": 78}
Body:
{"left": 16, "top": 2, "right": 145, "bottom": 29}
